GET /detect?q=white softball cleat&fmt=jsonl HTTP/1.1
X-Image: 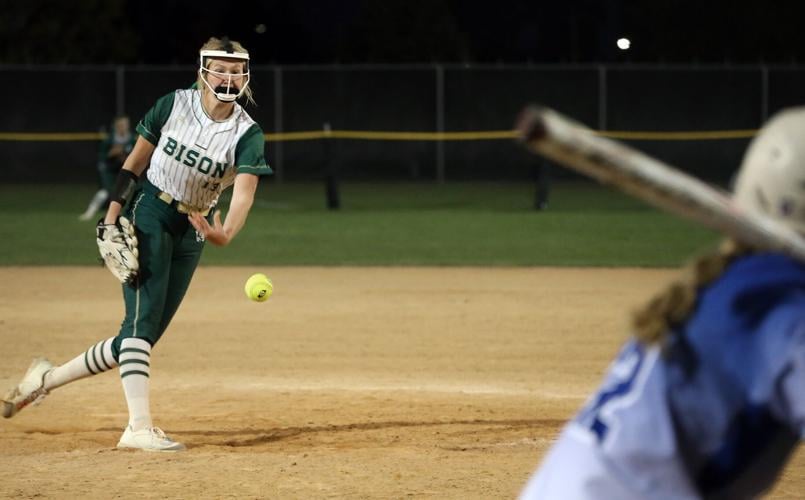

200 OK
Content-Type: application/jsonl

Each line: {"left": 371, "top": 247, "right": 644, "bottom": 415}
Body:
{"left": 117, "top": 426, "right": 186, "bottom": 452}
{"left": 2, "top": 357, "right": 53, "bottom": 418}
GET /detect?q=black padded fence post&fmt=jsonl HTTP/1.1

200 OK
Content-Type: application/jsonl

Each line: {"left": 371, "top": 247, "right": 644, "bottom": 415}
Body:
{"left": 323, "top": 122, "right": 340, "bottom": 210}
{"left": 534, "top": 160, "right": 551, "bottom": 211}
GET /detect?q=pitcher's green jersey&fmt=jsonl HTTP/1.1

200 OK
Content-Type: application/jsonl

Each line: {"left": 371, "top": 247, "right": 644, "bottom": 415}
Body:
{"left": 136, "top": 89, "right": 271, "bottom": 209}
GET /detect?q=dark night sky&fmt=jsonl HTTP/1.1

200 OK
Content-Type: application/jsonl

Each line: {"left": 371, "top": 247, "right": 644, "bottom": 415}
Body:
{"left": 3, "top": 0, "right": 805, "bottom": 65}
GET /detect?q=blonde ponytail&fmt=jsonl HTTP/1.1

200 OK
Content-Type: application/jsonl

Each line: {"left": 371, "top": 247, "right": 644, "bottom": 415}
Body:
{"left": 632, "top": 239, "right": 749, "bottom": 345}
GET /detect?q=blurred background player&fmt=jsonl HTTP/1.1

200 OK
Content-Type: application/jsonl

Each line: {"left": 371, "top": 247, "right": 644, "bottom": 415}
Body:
{"left": 79, "top": 115, "right": 136, "bottom": 221}
{"left": 3, "top": 36, "right": 271, "bottom": 451}
{"left": 520, "top": 106, "right": 805, "bottom": 499}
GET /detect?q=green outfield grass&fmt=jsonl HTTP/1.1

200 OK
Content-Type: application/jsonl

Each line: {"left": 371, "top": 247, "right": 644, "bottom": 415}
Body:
{"left": 0, "top": 182, "right": 718, "bottom": 267}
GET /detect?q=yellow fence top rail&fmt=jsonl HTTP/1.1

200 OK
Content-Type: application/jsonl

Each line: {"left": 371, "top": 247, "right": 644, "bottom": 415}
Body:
{"left": 0, "top": 129, "right": 759, "bottom": 142}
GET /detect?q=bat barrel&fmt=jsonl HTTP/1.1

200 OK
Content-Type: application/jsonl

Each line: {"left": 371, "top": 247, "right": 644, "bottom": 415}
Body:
{"left": 516, "top": 105, "right": 805, "bottom": 262}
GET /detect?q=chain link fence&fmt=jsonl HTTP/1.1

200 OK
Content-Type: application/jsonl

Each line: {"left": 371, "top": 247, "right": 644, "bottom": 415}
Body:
{"left": 3, "top": 64, "right": 805, "bottom": 184}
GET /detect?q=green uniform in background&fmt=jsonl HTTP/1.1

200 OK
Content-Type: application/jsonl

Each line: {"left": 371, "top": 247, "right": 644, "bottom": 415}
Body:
{"left": 98, "top": 128, "right": 137, "bottom": 193}
{"left": 79, "top": 119, "right": 138, "bottom": 221}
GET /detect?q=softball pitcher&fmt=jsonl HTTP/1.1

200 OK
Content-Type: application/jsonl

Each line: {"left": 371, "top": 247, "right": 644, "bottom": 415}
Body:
{"left": 521, "top": 107, "right": 805, "bottom": 498}
{"left": 2, "top": 36, "right": 271, "bottom": 452}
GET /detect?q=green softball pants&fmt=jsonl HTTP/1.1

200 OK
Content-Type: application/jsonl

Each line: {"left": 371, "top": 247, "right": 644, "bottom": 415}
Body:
{"left": 111, "top": 181, "right": 208, "bottom": 359}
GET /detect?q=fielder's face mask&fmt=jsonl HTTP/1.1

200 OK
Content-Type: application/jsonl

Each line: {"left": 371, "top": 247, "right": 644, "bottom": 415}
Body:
{"left": 199, "top": 49, "right": 250, "bottom": 103}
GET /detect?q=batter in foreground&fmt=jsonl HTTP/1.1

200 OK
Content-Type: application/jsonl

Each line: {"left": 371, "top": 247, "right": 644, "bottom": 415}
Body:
{"left": 520, "top": 108, "right": 805, "bottom": 499}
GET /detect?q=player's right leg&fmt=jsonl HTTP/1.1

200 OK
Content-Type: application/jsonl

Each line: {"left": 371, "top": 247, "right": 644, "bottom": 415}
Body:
{"left": 113, "top": 337, "right": 184, "bottom": 452}
{"left": 110, "top": 191, "right": 185, "bottom": 452}
{"left": 153, "top": 213, "right": 205, "bottom": 342}
{"left": 111, "top": 219, "right": 201, "bottom": 452}
{"left": 2, "top": 338, "right": 118, "bottom": 418}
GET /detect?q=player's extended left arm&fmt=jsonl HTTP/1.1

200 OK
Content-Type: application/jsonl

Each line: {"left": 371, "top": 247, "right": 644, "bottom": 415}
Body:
{"left": 187, "top": 173, "right": 259, "bottom": 246}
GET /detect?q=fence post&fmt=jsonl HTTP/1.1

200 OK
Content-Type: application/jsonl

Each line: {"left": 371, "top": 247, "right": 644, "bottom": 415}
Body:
{"left": 597, "top": 65, "right": 607, "bottom": 131}
{"left": 435, "top": 64, "right": 445, "bottom": 184}
{"left": 273, "top": 66, "right": 284, "bottom": 183}
{"left": 323, "top": 122, "right": 340, "bottom": 210}
{"left": 116, "top": 65, "right": 125, "bottom": 116}
{"left": 760, "top": 64, "right": 769, "bottom": 121}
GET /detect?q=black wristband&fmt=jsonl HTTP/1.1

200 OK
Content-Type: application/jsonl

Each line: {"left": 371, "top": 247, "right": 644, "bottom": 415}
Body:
{"left": 111, "top": 170, "right": 140, "bottom": 206}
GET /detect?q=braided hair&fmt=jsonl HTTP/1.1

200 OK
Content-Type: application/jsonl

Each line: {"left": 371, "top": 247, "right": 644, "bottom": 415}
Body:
{"left": 631, "top": 239, "right": 750, "bottom": 345}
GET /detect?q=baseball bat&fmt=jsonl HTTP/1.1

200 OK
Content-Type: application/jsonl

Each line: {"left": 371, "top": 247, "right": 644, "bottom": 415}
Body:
{"left": 515, "top": 105, "right": 805, "bottom": 262}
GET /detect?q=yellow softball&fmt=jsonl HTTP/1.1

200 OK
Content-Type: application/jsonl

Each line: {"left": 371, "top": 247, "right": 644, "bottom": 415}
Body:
{"left": 244, "top": 273, "right": 273, "bottom": 302}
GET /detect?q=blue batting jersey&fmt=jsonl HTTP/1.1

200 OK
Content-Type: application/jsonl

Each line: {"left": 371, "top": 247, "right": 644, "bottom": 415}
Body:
{"left": 522, "top": 253, "right": 805, "bottom": 500}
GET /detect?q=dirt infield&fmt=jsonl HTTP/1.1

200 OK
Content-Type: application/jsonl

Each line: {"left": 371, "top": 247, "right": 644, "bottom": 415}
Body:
{"left": 1, "top": 267, "right": 802, "bottom": 499}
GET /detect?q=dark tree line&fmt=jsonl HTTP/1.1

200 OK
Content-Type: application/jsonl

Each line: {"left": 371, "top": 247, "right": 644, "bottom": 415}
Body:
{"left": 2, "top": 0, "right": 804, "bottom": 65}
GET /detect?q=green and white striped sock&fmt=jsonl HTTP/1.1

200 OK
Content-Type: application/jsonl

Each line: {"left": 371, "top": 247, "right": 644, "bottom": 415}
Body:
{"left": 119, "top": 338, "right": 152, "bottom": 431}
{"left": 43, "top": 337, "right": 118, "bottom": 391}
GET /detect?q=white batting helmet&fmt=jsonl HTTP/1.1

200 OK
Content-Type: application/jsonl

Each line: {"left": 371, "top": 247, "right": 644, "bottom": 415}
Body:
{"left": 733, "top": 107, "right": 805, "bottom": 235}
